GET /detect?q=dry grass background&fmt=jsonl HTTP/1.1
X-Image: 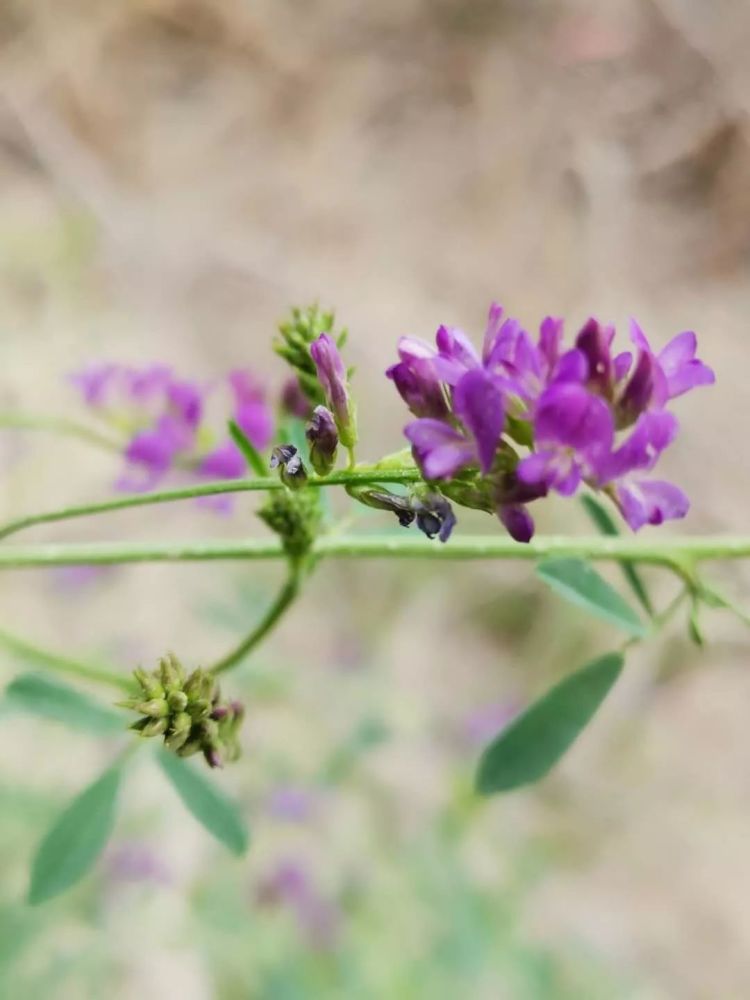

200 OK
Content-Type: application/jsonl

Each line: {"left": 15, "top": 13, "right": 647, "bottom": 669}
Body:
{"left": 1, "top": 0, "right": 750, "bottom": 997}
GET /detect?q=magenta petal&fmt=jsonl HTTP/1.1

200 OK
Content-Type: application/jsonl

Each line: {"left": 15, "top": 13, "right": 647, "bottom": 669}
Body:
{"left": 613, "top": 351, "right": 633, "bottom": 382}
{"left": 404, "top": 419, "right": 475, "bottom": 479}
{"left": 550, "top": 348, "right": 587, "bottom": 385}
{"left": 199, "top": 441, "right": 245, "bottom": 479}
{"left": 482, "top": 302, "right": 506, "bottom": 364}
{"left": 599, "top": 410, "right": 678, "bottom": 482}
{"left": 497, "top": 503, "right": 535, "bottom": 543}
{"left": 629, "top": 318, "right": 651, "bottom": 353}
{"left": 535, "top": 383, "right": 614, "bottom": 455}
{"left": 538, "top": 316, "right": 563, "bottom": 372}
{"left": 236, "top": 400, "right": 274, "bottom": 450}
{"left": 658, "top": 330, "right": 696, "bottom": 369}
{"left": 615, "top": 479, "right": 689, "bottom": 531}
{"left": 452, "top": 369, "right": 506, "bottom": 474}
{"left": 517, "top": 450, "right": 556, "bottom": 487}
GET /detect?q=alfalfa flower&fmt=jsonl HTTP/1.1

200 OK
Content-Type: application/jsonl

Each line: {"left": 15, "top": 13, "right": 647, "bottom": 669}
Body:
{"left": 310, "top": 333, "right": 357, "bottom": 451}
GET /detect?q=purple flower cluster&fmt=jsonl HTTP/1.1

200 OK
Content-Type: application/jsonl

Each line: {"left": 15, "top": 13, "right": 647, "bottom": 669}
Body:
{"left": 388, "top": 304, "right": 714, "bottom": 541}
{"left": 71, "top": 363, "right": 274, "bottom": 498}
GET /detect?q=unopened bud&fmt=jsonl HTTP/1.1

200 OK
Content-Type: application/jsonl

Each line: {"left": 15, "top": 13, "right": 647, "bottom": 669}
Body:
{"left": 305, "top": 405, "right": 338, "bottom": 476}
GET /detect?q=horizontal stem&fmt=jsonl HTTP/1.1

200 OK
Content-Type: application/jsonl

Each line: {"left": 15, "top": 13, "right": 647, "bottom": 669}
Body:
{"left": 0, "top": 413, "right": 123, "bottom": 455}
{"left": 1, "top": 533, "right": 750, "bottom": 568}
{"left": 0, "top": 624, "right": 133, "bottom": 692}
{"left": 0, "top": 469, "right": 423, "bottom": 541}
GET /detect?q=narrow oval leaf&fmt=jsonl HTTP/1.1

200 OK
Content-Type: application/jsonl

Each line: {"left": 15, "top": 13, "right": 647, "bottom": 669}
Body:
{"left": 476, "top": 652, "right": 624, "bottom": 794}
{"left": 228, "top": 420, "right": 267, "bottom": 477}
{"left": 537, "top": 558, "right": 646, "bottom": 637}
{"left": 157, "top": 750, "right": 248, "bottom": 856}
{"left": 29, "top": 765, "right": 122, "bottom": 904}
{"left": 580, "top": 495, "right": 654, "bottom": 616}
{"left": 5, "top": 674, "right": 122, "bottom": 734}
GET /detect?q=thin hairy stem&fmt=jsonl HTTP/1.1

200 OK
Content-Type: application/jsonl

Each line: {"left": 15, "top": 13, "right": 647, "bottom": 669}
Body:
{"left": 2, "top": 534, "right": 750, "bottom": 568}
{"left": 0, "top": 468, "right": 423, "bottom": 541}
{"left": 0, "top": 414, "right": 124, "bottom": 455}
{"left": 209, "top": 565, "right": 302, "bottom": 676}
{"left": 0, "top": 624, "right": 133, "bottom": 692}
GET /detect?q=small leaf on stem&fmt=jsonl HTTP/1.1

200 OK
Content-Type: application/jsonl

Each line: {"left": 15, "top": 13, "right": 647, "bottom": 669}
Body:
{"left": 228, "top": 420, "right": 267, "bottom": 477}
{"left": 580, "top": 495, "right": 654, "bottom": 616}
{"left": 476, "top": 652, "right": 624, "bottom": 794}
{"left": 537, "top": 557, "right": 646, "bottom": 637}
{"left": 29, "top": 764, "right": 122, "bottom": 904}
{"left": 5, "top": 674, "right": 122, "bottom": 734}
{"left": 156, "top": 749, "right": 249, "bottom": 855}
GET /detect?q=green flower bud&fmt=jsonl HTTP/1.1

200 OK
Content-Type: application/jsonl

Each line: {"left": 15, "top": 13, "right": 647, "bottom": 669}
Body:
{"left": 159, "top": 653, "right": 185, "bottom": 694}
{"left": 137, "top": 698, "right": 169, "bottom": 718}
{"left": 140, "top": 717, "right": 168, "bottom": 737}
{"left": 167, "top": 690, "right": 188, "bottom": 713}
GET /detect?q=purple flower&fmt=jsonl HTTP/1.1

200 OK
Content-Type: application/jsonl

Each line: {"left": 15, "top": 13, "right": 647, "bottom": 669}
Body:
{"left": 228, "top": 370, "right": 274, "bottom": 451}
{"left": 517, "top": 383, "right": 614, "bottom": 495}
{"left": 386, "top": 338, "right": 449, "bottom": 419}
{"left": 310, "top": 333, "right": 357, "bottom": 449}
{"left": 629, "top": 320, "right": 715, "bottom": 402}
{"left": 281, "top": 376, "right": 313, "bottom": 420}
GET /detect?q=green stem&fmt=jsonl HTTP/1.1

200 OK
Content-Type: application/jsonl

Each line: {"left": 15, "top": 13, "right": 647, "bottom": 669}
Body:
{"left": 209, "top": 565, "right": 302, "bottom": 676}
{"left": 0, "top": 469, "right": 423, "bottom": 541}
{"left": 0, "top": 414, "right": 123, "bottom": 456}
{"left": 2, "top": 534, "right": 750, "bottom": 568}
{"left": 0, "top": 624, "right": 133, "bottom": 692}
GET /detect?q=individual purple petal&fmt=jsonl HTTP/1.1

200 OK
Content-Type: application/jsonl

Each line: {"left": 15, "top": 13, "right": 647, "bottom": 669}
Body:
{"left": 538, "top": 316, "right": 564, "bottom": 373}
{"left": 404, "top": 419, "right": 475, "bottom": 479}
{"left": 167, "top": 379, "right": 203, "bottom": 428}
{"left": 628, "top": 318, "right": 651, "bottom": 353}
{"left": 550, "top": 348, "right": 588, "bottom": 385}
{"left": 615, "top": 349, "right": 665, "bottom": 428}
{"left": 198, "top": 440, "right": 246, "bottom": 479}
{"left": 575, "top": 318, "right": 615, "bottom": 396}
{"left": 613, "top": 351, "right": 633, "bottom": 382}
{"left": 517, "top": 449, "right": 581, "bottom": 495}
{"left": 69, "top": 363, "right": 119, "bottom": 407}
{"left": 281, "top": 377, "right": 313, "bottom": 420}
{"left": 387, "top": 357, "right": 449, "bottom": 420}
{"left": 614, "top": 478, "right": 689, "bottom": 530}
{"left": 482, "top": 302, "right": 506, "bottom": 364}
{"left": 120, "top": 415, "right": 190, "bottom": 491}
{"left": 658, "top": 330, "right": 715, "bottom": 399}
{"left": 452, "top": 369, "right": 506, "bottom": 474}
{"left": 597, "top": 410, "right": 678, "bottom": 482}
{"left": 534, "top": 383, "right": 614, "bottom": 456}
{"left": 433, "top": 325, "right": 480, "bottom": 383}
{"left": 497, "top": 503, "right": 535, "bottom": 543}
{"left": 228, "top": 370, "right": 274, "bottom": 449}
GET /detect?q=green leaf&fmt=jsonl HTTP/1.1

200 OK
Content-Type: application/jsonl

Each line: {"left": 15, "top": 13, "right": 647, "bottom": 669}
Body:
{"left": 5, "top": 674, "right": 122, "bottom": 734}
{"left": 28, "top": 764, "right": 122, "bottom": 903}
{"left": 537, "top": 557, "right": 646, "bottom": 637}
{"left": 476, "top": 652, "right": 624, "bottom": 794}
{"left": 157, "top": 750, "right": 249, "bottom": 855}
{"left": 228, "top": 420, "right": 267, "bottom": 477}
{"left": 580, "top": 495, "right": 654, "bottom": 616}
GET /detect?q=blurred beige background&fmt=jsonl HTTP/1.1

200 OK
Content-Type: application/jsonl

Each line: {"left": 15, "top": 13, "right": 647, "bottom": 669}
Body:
{"left": 1, "top": 1, "right": 750, "bottom": 997}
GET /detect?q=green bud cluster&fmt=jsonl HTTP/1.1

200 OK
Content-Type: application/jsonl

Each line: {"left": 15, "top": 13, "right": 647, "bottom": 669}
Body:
{"left": 258, "top": 488, "right": 322, "bottom": 562}
{"left": 274, "top": 304, "right": 348, "bottom": 408}
{"left": 120, "top": 653, "right": 244, "bottom": 768}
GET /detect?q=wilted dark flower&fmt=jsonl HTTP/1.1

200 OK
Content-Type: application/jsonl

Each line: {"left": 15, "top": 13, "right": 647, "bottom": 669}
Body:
{"left": 270, "top": 444, "right": 309, "bottom": 489}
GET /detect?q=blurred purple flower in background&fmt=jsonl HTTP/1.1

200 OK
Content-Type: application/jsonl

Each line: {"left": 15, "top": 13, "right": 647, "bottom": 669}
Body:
{"left": 71, "top": 363, "right": 275, "bottom": 506}
{"left": 256, "top": 859, "right": 340, "bottom": 951}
